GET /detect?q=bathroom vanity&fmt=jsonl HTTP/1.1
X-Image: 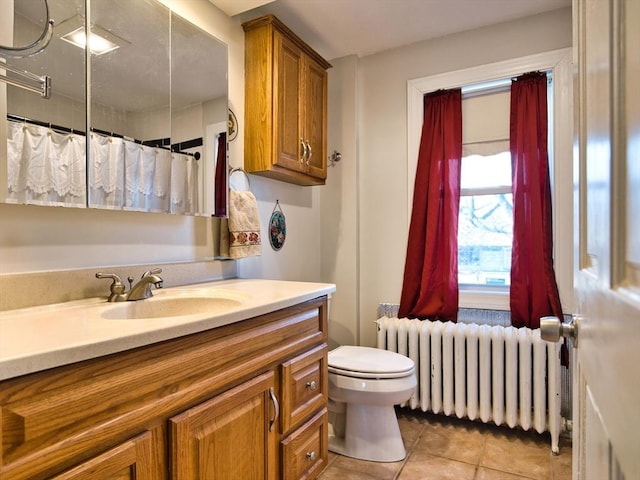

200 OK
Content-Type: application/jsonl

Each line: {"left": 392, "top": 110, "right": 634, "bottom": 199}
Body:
{"left": 0, "top": 279, "right": 334, "bottom": 480}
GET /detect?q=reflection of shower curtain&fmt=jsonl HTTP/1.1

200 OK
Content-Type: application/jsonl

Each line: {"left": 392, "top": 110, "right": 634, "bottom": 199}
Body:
{"left": 90, "top": 133, "right": 124, "bottom": 208}
{"left": 170, "top": 152, "right": 198, "bottom": 215}
{"left": 7, "top": 120, "right": 86, "bottom": 206}
{"left": 124, "top": 143, "right": 160, "bottom": 212}
{"left": 151, "top": 148, "right": 171, "bottom": 212}
{"left": 7, "top": 120, "right": 200, "bottom": 213}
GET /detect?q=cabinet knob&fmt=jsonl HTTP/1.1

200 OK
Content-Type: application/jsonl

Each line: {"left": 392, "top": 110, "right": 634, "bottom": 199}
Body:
{"left": 306, "top": 451, "right": 317, "bottom": 461}
{"left": 306, "top": 380, "right": 317, "bottom": 391}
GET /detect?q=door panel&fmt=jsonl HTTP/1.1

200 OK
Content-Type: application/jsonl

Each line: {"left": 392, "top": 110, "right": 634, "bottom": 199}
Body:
{"left": 573, "top": 0, "right": 640, "bottom": 478}
{"left": 275, "top": 34, "right": 303, "bottom": 171}
{"left": 303, "top": 58, "right": 328, "bottom": 179}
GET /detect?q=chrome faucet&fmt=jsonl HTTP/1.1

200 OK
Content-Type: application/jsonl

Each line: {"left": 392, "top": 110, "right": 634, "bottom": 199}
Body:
{"left": 96, "top": 268, "right": 163, "bottom": 302}
{"left": 127, "top": 269, "right": 164, "bottom": 301}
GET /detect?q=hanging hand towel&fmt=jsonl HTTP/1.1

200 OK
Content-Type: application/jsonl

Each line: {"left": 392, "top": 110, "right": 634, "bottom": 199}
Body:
{"left": 220, "top": 189, "right": 262, "bottom": 259}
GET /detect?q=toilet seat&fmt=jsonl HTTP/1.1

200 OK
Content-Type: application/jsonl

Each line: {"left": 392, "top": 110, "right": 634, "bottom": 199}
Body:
{"left": 328, "top": 346, "right": 415, "bottom": 379}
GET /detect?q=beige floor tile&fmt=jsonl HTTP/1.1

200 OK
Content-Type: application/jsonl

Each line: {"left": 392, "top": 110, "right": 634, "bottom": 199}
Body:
{"left": 399, "top": 415, "right": 426, "bottom": 451}
{"left": 398, "top": 452, "right": 476, "bottom": 480}
{"left": 551, "top": 437, "right": 572, "bottom": 480}
{"left": 316, "top": 465, "right": 383, "bottom": 480}
{"left": 318, "top": 410, "right": 572, "bottom": 480}
{"left": 412, "top": 416, "right": 487, "bottom": 465}
{"left": 476, "top": 466, "right": 537, "bottom": 479}
{"left": 330, "top": 455, "right": 403, "bottom": 480}
{"left": 480, "top": 428, "right": 552, "bottom": 479}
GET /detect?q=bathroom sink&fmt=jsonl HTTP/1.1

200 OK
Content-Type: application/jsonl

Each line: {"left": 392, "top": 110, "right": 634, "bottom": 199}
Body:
{"left": 100, "top": 294, "right": 244, "bottom": 320}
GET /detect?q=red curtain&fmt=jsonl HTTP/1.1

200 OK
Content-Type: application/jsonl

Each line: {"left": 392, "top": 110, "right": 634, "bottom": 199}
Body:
{"left": 509, "top": 72, "right": 563, "bottom": 330}
{"left": 399, "top": 89, "right": 462, "bottom": 321}
{"left": 214, "top": 131, "right": 227, "bottom": 217}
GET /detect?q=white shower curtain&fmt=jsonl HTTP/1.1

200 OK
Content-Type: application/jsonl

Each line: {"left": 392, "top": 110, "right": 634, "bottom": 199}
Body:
{"left": 7, "top": 120, "right": 199, "bottom": 213}
{"left": 7, "top": 120, "right": 86, "bottom": 207}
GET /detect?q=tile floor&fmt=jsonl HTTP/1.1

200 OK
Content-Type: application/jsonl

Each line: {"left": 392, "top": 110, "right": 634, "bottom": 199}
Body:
{"left": 318, "top": 408, "right": 572, "bottom": 480}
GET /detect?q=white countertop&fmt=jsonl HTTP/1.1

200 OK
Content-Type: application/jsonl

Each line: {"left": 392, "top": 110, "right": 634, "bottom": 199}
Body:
{"left": 0, "top": 278, "right": 336, "bottom": 381}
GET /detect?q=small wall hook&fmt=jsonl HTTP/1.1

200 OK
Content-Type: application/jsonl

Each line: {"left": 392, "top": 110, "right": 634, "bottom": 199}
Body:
{"left": 328, "top": 150, "right": 342, "bottom": 167}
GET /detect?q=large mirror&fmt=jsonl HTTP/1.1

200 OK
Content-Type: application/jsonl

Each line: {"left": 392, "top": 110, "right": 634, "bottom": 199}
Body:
{"left": 2, "top": 0, "right": 228, "bottom": 216}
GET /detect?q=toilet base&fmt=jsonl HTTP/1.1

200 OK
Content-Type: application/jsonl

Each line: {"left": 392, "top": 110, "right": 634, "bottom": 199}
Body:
{"left": 328, "top": 403, "right": 407, "bottom": 462}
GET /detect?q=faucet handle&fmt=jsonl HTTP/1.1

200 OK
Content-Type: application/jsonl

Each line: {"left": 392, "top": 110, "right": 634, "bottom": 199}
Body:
{"left": 142, "top": 267, "right": 162, "bottom": 278}
{"left": 95, "top": 272, "right": 127, "bottom": 302}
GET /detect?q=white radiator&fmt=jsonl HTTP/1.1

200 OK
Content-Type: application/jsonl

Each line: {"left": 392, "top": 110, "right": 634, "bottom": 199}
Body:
{"left": 376, "top": 316, "right": 563, "bottom": 453}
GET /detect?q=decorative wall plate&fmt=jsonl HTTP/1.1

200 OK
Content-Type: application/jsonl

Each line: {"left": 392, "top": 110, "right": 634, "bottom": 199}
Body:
{"left": 228, "top": 109, "right": 238, "bottom": 141}
{"left": 269, "top": 200, "right": 286, "bottom": 251}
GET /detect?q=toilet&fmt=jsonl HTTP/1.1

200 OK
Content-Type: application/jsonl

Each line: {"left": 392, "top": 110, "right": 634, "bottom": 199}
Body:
{"left": 327, "top": 345, "right": 417, "bottom": 462}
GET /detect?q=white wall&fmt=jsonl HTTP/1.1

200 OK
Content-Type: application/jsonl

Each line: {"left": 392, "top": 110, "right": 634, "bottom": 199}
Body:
{"left": 0, "top": 3, "right": 574, "bottom": 349}
{"left": 321, "top": 55, "right": 359, "bottom": 349}
{"left": 322, "top": 8, "right": 573, "bottom": 348}
{"left": 235, "top": 175, "right": 322, "bottom": 283}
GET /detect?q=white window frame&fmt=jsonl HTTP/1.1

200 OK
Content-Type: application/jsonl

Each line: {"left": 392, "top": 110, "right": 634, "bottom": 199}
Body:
{"left": 406, "top": 49, "right": 574, "bottom": 312}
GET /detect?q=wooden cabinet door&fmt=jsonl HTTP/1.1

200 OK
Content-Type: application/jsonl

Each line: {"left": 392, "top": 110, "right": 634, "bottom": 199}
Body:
{"left": 170, "top": 371, "right": 278, "bottom": 480}
{"left": 302, "top": 57, "right": 328, "bottom": 180}
{"left": 50, "top": 431, "right": 156, "bottom": 480}
{"left": 275, "top": 33, "right": 304, "bottom": 173}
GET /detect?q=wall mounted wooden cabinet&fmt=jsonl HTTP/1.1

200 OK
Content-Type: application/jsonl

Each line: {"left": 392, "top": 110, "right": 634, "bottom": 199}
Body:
{"left": 243, "top": 15, "right": 331, "bottom": 186}
{"left": 0, "top": 297, "right": 329, "bottom": 480}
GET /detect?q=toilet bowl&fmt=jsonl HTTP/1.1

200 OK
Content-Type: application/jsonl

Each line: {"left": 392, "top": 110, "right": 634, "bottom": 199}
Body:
{"left": 327, "top": 345, "right": 417, "bottom": 462}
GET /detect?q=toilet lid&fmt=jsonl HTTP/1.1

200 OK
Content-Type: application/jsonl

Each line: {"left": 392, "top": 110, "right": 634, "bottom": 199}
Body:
{"left": 328, "top": 346, "right": 415, "bottom": 379}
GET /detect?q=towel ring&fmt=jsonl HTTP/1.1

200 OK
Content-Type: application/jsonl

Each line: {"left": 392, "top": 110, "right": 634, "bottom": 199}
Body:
{"left": 229, "top": 167, "right": 251, "bottom": 191}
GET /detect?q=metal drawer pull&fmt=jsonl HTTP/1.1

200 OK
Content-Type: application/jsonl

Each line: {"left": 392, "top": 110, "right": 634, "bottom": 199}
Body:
{"left": 269, "top": 387, "right": 279, "bottom": 432}
{"left": 300, "top": 138, "right": 308, "bottom": 163}
{"left": 306, "top": 380, "right": 317, "bottom": 391}
{"left": 305, "top": 140, "right": 312, "bottom": 165}
{"left": 306, "top": 451, "right": 317, "bottom": 461}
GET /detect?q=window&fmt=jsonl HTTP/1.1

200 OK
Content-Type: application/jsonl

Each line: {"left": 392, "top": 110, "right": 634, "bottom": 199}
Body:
{"left": 458, "top": 151, "right": 512, "bottom": 286}
{"left": 456, "top": 76, "right": 553, "bottom": 288}
{"left": 458, "top": 83, "right": 513, "bottom": 288}
{"left": 407, "top": 49, "right": 573, "bottom": 310}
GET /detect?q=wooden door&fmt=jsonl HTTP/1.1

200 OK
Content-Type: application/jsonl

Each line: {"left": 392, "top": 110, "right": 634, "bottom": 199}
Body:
{"left": 275, "top": 33, "right": 304, "bottom": 173}
{"left": 572, "top": 0, "right": 640, "bottom": 478}
{"left": 302, "top": 57, "right": 328, "bottom": 180}
{"left": 170, "top": 372, "right": 278, "bottom": 479}
{"left": 50, "top": 431, "right": 156, "bottom": 480}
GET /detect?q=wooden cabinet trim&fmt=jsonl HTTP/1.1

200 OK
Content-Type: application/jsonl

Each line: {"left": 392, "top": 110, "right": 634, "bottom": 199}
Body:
{"left": 242, "top": 14, "right": 331, "bottom": 70}
{"left": 48, "top": 431, "right": 155, "bottom": 480}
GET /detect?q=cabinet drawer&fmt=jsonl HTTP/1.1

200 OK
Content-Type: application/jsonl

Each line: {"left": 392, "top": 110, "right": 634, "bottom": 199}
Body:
{"left": 281, "top": 344, "right": 327, "bottom": 433}
{"left": 281, "top": 408, "right": 328, "bottom": 480}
